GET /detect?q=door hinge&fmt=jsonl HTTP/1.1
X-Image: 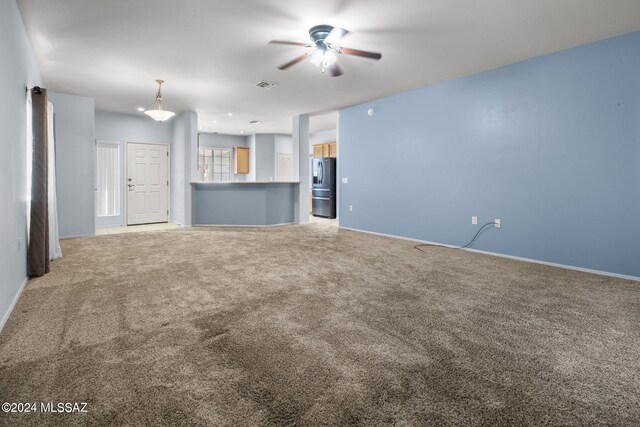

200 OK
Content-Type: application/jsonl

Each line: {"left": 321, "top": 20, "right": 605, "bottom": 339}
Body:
{"left": 167, "top": 180, "right": 169, "bottom": 186}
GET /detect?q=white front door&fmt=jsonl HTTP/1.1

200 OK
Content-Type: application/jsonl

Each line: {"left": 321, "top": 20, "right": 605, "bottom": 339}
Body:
{"left": 126, "top": 142, "right": 169, "bottom": 225}
{"left": 277, "top": 153, "right": 293, "bottom": 181}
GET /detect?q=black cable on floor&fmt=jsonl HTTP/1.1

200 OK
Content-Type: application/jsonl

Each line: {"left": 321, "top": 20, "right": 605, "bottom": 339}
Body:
{"left": 414, "top": 222, "right": 497, "bottom": 253}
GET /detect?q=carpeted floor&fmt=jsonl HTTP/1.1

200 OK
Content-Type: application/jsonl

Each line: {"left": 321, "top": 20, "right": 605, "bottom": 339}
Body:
{"left": 1, "top": 222, "right": 639, "bottom": 426}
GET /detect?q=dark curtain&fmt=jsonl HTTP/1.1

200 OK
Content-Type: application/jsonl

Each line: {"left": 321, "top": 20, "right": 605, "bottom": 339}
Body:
{"left": 28, "top": 87, "right": 49, "bottom": 277}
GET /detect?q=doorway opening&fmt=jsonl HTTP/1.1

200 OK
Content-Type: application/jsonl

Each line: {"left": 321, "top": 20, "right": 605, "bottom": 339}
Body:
{"left": 277, "top": 153, "right": 293, "bottom": 181}
{"left": 309, "top": 112, "right": 339, "bottom": 225}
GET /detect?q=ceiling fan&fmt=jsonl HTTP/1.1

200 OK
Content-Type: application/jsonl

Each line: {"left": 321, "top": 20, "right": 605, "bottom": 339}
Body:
{"left": 269, "top": 25, "right": 382, "bottom": 77}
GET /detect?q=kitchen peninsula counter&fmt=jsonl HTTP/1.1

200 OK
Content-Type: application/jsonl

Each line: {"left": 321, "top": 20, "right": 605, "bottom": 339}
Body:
{"left": 191, "top": 181, "right": 299, "bottom": 226}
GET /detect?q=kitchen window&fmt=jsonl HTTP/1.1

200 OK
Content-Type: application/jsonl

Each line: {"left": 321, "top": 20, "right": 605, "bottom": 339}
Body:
{"left": 198, "top": 148, "right": 230, "bottom": 182}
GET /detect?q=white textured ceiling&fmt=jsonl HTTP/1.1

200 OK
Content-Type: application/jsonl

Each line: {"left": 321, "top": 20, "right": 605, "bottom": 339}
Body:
{"left": 17, "top": 0, "right": 640, "bottom": 135}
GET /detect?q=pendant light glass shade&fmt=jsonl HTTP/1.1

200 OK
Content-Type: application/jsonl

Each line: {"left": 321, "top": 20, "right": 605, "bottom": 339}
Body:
{"left": 144, "top": 80, "right": 175, "bottom": 122}
{"left": 144, "top": 109, "right": 175, "bottom": 122}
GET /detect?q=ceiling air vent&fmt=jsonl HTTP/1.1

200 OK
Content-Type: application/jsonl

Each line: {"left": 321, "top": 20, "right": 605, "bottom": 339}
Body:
{"left": 249, "top": 120, "right": 262, "bottom": 125}
{"left": 255, "top": 80, "right": 277, "bottom": 89}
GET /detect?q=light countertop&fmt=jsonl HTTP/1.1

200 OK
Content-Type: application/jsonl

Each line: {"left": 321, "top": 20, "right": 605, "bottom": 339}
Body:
{"left": 191, "top": 181, "right": 300, "bottom": 185}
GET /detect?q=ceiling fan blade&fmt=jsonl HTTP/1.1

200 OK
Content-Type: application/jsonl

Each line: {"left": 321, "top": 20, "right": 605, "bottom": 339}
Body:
{"left": 325, "top": 27, "right": 349, "bottom": 45}
{"left": 277, "top": 52, "right": 311, "bottom": 70}
{"left": 339, "top": 47, "right": 382, "bottom": 60}
{"left": 269, "top": 40, "right": 312, "bottom": 47}
{"left": 329, "top": 63, "right": 343, "bottom": 77}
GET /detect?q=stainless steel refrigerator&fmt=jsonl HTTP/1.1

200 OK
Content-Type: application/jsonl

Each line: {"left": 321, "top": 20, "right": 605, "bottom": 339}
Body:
{"left": 312, "top": 157, "right": 336, "bottom": 218}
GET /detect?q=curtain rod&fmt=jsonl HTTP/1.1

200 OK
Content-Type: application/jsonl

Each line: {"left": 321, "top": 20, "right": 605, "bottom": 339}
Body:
{"left": 27, "top": 86, "right": 45, "bottom": 94}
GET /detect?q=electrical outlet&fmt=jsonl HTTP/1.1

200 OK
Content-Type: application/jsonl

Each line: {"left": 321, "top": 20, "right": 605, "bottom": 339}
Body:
{"left": 342, "top": 177, "right": 348, "bottom": 184}
{"left": 349, "top": 205, "right": 353, "bottom": 212}
{"left": 494, "top": 219, "right": 501, "bottom": 228}
{"left": 472, "top": 216, "right": 478, "bottom": 225}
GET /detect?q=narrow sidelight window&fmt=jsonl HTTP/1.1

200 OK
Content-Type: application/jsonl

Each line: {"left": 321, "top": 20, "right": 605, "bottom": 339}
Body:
{"left": 96, "top": 142, "right": 120, "bottom": 217}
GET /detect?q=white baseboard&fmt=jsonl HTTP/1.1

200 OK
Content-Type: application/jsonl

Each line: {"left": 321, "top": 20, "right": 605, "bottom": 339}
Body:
{"left": 339, "top": 226, "right": 640, "bottom": 282}
{"left": 0, "top": 276, "right": 28, "bottom": 334}
{"left": 194, "top": 222, "right": 296, "bottom": 228}
{"left": 169, "top": 221, "right": 191, "bottom": 228}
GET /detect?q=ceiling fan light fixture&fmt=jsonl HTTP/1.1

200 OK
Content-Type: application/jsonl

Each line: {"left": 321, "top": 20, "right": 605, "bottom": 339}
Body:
{"left": 144, "top": 79, "right": 175, "bottom": 122}
{"left": 323, "top": 50, "right": 337, "bottom": 67}
{"left": 310, "top": 48, "right": 324, "bottom": 66}
{"left": 311, "top": 48, "right": 337, "bottom": 69}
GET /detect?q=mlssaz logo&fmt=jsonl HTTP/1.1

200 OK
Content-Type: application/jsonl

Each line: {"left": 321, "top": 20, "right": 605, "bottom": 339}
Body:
{"left": 41, "top": 402, "right": 88, "bottom": 413}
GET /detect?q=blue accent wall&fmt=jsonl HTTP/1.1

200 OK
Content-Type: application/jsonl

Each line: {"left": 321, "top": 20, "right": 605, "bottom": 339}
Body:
{"left": 339, "top": 31, "right": 640, "bottom": 278}
{"left": 96, "top": 110, "right": 173, "bottom": 144}
{"left": 49, "top": 92, "right": 96, "bottom": 238}
{"left": 255, "top": 134, "right": 276, "bottom": 182}
{"left": 0, "top": 0, "right": 43, "bottom": 330}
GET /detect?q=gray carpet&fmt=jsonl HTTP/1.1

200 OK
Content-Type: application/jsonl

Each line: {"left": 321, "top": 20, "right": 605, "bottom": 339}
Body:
{"left": 1, "top": 222, "right": 639, "bottom": 426}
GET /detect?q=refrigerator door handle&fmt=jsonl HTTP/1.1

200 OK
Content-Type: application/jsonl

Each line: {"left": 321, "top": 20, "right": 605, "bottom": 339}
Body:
{"left": 312, "top": 196, "right": 330, "bottom": 201}
{"left": 318, "top": 161, "right": 323, "bottom": 185}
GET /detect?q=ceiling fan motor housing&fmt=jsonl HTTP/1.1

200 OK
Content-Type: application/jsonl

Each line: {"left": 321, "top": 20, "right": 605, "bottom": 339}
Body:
{"left": 309, "top": 25, "right": 334, "bottom": 48}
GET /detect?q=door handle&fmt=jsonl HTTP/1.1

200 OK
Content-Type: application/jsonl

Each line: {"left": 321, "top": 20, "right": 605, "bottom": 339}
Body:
{"left": 312, "top": 196, "right": 330, "bottom": 201}
{"left": 128, "top": 184, "right": 135, "bottom": 191}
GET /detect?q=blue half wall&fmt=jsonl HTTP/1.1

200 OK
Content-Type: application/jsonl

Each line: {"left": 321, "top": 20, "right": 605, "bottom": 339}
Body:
{"left": 339, "top": 31, "right": 640, "bottom": 278}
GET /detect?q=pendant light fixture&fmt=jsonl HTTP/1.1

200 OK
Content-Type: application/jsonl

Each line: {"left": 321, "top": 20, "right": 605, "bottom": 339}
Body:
{"left": 144, "top": 79, "right": 175, "bottom": 122}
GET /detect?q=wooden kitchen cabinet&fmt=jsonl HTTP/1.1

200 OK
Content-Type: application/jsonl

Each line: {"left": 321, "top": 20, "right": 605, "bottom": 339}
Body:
{"left": 234, "top": 147, "right": 249, "bottom": 174}
{"left": 312, "top": 142, "right": 337, "bottom": 158}
{"left": 329, "top": 142, "right": 337, "bottom": 157}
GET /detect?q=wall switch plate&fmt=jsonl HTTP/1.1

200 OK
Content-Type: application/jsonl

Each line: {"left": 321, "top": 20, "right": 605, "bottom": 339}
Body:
{"left": 342, "top": 177, "right": 348, "bottom": 184}
{"left": 472, "top": 216, "right": 478, "bottom": 225}
{"left": 495, "top": 219, "right": 501, "bottom": 228}
{"left": 349, "top": 205, "right": 353, "bottom": 212}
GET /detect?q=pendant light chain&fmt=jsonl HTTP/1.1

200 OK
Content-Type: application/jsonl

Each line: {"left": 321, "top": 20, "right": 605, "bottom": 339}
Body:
{"left": 144, "top": 79, "right": 175, "bottom": 122}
